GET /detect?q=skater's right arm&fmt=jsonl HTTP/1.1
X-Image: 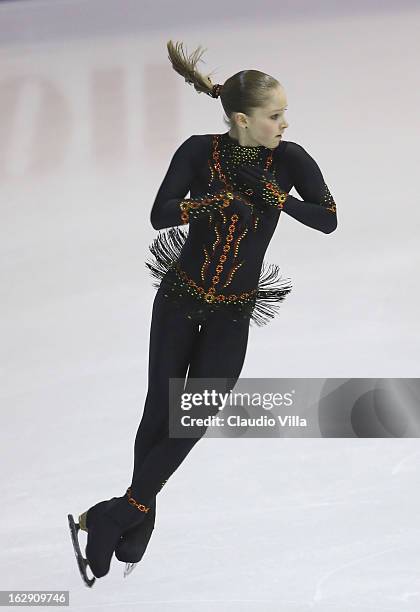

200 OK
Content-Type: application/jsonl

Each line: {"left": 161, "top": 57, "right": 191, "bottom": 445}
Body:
{"left": 150, "top": 136, "right": 230, "bottom": 230}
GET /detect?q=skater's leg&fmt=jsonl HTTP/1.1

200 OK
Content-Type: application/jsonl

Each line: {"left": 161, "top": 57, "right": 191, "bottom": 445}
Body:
{"left": 130, "top": 286, "right": 201, "bottom": 479}
{"left": 83, "top": 287, "right": 201, "bottom": 577}
{"left": 128, "top": 310, "right": 251, "bottom": 501}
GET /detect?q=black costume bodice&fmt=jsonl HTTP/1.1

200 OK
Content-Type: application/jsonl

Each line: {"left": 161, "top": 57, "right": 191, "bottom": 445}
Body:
{"left": 147, "top": 131, "right": 337, "bottom": 326}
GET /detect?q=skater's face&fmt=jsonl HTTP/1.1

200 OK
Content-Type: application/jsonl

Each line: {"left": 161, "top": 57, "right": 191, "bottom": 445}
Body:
{"left": 229, "top": 85, "right": 289, "bottom": 150}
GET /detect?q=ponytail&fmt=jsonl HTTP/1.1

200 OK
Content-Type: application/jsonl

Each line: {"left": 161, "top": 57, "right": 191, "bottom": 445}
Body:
{"left": 166, "top": 40, "right": 222, "bottom": 99}
{"left": 166, "top": 40, "right": 280, "bottom": 129}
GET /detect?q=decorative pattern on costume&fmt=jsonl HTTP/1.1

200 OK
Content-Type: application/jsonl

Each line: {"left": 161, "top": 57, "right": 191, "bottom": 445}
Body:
{"left": 229, "top": 146, "right": 261, "bottom": 164}
{"left": 201, "top": 247, "right": 211, "bottom": 282}
{"left": 206, "top": 213, "right": 239, "bottom": 299}
{"left": 222, "top": 260, "right": 244, "bottom": 288}
{"left": 179, "top": 191, "right": 233, "bottom": 224}
{"left": 263, "top": 179, "right": 289, "bottom": 209}
{"left": 126, "top": 488, "right": 150, "bottom": 513}
{"left": 175, "top": 262, "right": 257, "bottom": 304}
{"left": 212, "top": 222, "right": 221, "bottom": 254}
{"left": 322, "top": 183, "right": 336, "bottom": 213}
{"left": 237, "top": 166, "right": 289, "bottom": 211}
{"left": 207, "top": 158, "right": 216, "bottom": 184}
{"left": 218, "top": 207, "right": 227, "bottom": 225}
{"left": 211, "top": 135, "right": 268, "bottom": 232}
{"left": 218, "top": 225, "right": 248, "bottom": 289}
{"left": 145, "top": 226, "right": 293, "bottom": 327}
{"left": 232, "top": 227, "right": 248, "bottom": 258}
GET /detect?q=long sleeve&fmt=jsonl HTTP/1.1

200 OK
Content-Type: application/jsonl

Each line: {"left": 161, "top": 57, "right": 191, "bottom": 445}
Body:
{"left": 282, "top": 143, "right": 338, "bottom": 234}
{"left": 150, "top": 136, "right": 225, "bottom": 230}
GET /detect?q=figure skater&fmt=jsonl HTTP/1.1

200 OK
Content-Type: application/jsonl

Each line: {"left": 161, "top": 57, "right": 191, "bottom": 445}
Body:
{"left": 68, "top": 39, "right": 338, "bottom": 587}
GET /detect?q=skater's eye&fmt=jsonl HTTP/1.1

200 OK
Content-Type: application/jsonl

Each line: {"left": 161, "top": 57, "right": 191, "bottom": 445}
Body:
{"left": 271, "top": 109, "right": 287, "bottom": 119}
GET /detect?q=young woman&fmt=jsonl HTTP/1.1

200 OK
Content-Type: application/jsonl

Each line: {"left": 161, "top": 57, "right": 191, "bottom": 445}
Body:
{"left": 68, "top": 39, "right": 337, "bottom": 587}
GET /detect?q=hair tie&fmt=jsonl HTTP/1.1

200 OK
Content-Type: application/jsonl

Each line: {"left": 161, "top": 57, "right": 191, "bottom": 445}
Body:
{"left": 211, "top": 83, "right": 223, "bottom": 98}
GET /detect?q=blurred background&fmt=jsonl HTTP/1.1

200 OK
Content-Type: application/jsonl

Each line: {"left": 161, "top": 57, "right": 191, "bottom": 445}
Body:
{"left": 1, "top": 1, "right": 420, "bottom": 610}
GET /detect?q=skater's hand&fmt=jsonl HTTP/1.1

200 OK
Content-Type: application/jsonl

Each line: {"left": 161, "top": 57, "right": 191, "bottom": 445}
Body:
{"left": 189, "top": 183, "right": 254, "bottom": 230}
{"left": 225, "top": 195, "right": 254, "bottom": 231}
{"left": 236, "top": 166, "right": 289, "bottom": 211}
{"left": 206, "top": 181, "right": 252, "bottom": 209}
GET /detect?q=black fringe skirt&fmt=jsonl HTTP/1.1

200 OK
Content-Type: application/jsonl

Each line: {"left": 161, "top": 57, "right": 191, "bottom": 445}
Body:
{"left": 145, "top": 226, "right": 292, "bottom": 327}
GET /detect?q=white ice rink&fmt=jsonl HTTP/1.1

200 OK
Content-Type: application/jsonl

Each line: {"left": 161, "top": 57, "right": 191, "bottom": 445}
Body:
{"left": 1, "top": 0, "right": 420, "bottom": 610}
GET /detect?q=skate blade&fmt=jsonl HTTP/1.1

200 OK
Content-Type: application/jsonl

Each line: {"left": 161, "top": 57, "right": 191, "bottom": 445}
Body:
{"left": 123, "top": 562, "right": 138, "bottom": 578}
{"left": 67, "top": 514, "right": 96, "bottom": 588}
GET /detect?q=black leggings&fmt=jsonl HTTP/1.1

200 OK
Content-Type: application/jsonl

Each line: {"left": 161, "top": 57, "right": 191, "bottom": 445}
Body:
{"left": 129, "top": 284, "right": 251, "bottom": 503}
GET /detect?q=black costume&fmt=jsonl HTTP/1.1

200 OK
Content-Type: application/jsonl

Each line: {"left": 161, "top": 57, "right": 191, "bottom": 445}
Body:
{"left": 77, "top": 131, "right": 337, "bottom": 580}
{"left": 128, "top": 131, "right": 337, "bottom": 502}
{"left": 146, "top": 131, "right": 337, "bottom": 326}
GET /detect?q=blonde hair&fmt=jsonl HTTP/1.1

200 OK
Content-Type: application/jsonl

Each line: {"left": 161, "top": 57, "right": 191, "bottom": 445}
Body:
{"left": 166, "top": 40, "right": 281, "bottom": 129}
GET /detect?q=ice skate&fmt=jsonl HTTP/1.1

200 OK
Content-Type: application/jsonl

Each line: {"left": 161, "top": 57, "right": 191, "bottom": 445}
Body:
{"left": 115, "top": 495, "right": 156, "bottom": 577}
{"left": 68, "top": 493, "right": 150, "bottom": 584}
{"left": 67, "top": 513, "right": 96, "bottom": 587}
{"left": 67, "top": 498, "right": 119, "bottom": 585}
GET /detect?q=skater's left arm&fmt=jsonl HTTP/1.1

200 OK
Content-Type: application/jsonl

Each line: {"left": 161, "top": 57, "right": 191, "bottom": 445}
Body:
{"left": 281, "top": 142, "right": 338, "bottom": 234}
